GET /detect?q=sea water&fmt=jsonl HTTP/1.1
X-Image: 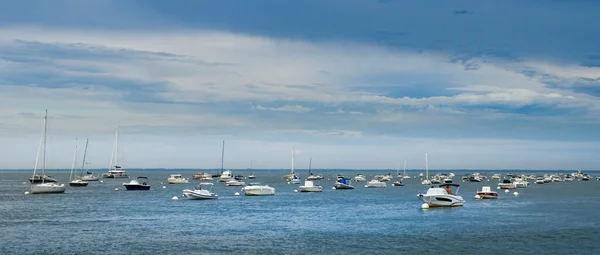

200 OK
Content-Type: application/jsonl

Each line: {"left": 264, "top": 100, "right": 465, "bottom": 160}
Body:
{"left": 1, "top": 170, "right": 599, "bottom": 255}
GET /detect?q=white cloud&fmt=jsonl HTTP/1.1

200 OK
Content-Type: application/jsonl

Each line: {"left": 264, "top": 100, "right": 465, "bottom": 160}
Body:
{"left": 253, "top": 104, "right": 314, "bottom": 113}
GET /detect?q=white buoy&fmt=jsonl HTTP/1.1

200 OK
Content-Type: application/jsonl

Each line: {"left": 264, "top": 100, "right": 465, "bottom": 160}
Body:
{"left": 162, "top": 186, "right": 166, "bottom": 189}
{"left": 24, "top": 191, "right": 30, "bottom": 195}
{"left": 364, "top": 185, "right": 368, "bottom": 188}
{"left": 287, "top": 182, "right": 291, "bottom": 184}
{"left": 114, "top": 188, "right": 119, "bottom": 191}
{"left": 234, "top": 192, "right": 240, "bottom": 196}
{"left": 474, "top": 195, "right": 481, "bottom": 200}
{"left": 172, "top": 196, "right": 178, "bottom": 200}
{"left": 332, "top": 187, "right": 336, "bottom": 190}
{"left": 504, "top": 189, "right": 509, "bottom": 193}
{"left": 22, "top": 182, "right": 26, "bottom": 184}
{"left": 497, "top": 186, "right": 500, "bottom": 190}
{"left": 513, "top": 192, "right": 519, "bottom": 196}
{"left": 161, "top": 182, "right": 164, "bottom": 184}
{"left": 100, "top": 180, "right": 104, "bottom": 183}
{"left": 294, "top": 189, "right": 298, "bottom": 193}
{"left": 421, "top": 203, "right": 430, "bottom": 209}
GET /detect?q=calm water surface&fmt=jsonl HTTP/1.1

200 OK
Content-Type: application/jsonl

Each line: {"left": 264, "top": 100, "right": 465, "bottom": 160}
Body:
{"left": 1, "top": 170, "right": 599, "bottom": 255}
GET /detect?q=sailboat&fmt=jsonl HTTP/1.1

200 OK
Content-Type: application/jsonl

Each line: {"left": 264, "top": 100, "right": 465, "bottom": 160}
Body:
{"left": 248, "top": 160, "right": 256, "bottom": 179}
{"left": 421, "top": 153, "right": 432, "bottom": 185}
{"left": 283, "top": 147, "right": 296, "bottom": 179}
{"left": 103, "top": 124, "right": 129, "bottom": 179}
{"left": 306, "top": 157, "right": 323, "bottom": 180}
{"left": 69, "top": 139, "right": 88, "bottom": 187}
{"left": 77, "top": 139, "right": 99, "bottom": 181}
{"left": 287, "top": 147, "right": 300, "bottom": 184}
{"left": 392, "top": 161, "right": 404, "bottom": 186}
{"left": 402, "top": 160, "right": 411, "bottom": 179}
{"left": 29, "top": 110, "right": 66, "bottom": 194}
{"left": 218, "top": 140, "right": 234, "bottom": 182}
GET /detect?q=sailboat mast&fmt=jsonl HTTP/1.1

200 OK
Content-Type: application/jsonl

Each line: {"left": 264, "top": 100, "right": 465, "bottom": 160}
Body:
{"left": 115, "top": 123, "right": 119, "bottom": 167}
{"left": 425, "top": 152, "right": 429, "bottom": 180}
{"left": 80, "top": 139, "right": 89, "bottom": 176}
{"left": 42, "top": 109, "right": 47, "bottom": 183}
{"left": 397, "top": 162, "right": 400, "bottom": 176}
{"left": 309, "top": 157, "right": 312, "bottom": 174}
{"left": 220, "top": 140, "right": 225, "bottom": 173}
{"left": 70, "top": 139, "right": 78, "bottom": 181}
{"left": 32, "top": 113, "right": 45, "bottom": 183}
{"left": 291, "top": 146, "right": 295, "bottom": 174}
{"left": 403, "top": 160, "right": 407, "bottom": 176}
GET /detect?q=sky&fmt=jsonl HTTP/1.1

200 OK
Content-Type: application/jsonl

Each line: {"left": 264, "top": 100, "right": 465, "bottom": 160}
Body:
{"left": 1, "top": 0, "right": 600, "bottom": 170}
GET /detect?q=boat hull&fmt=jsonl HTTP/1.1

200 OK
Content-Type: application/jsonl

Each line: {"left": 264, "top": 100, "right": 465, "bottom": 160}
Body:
{"left": 29, "top": 175, "right": 57, "bottom": 184}
{"left": 123, "top": 184, "right": 150, "bottom": 190}
{"left": 78, "top": 175, "right": 100, "bottom": 181}
{"left": 182, "top": 189, "right": 218, "bottom": 200}
{"left": 418, "top": 194, "right": 465, "bottom": 207}
{"left": 476, "top": 192, "right": 498, "bottom": 199}
{"left": 30, "top": 183, "right": 66, "bottom": 194}
{"left": 334, "top": 183, "right": 354, "bottom": 189}
{"left": 69, "top": 181, "right": 89, "bottom": 187}
{"left": 299, "top": 186, "right": 323, "bottom": 192}
{"left": 243, "top": 187, "right": 275, "bottom": 196}
{"left": 167, "top": 179, "right": 189, "bottom": 184}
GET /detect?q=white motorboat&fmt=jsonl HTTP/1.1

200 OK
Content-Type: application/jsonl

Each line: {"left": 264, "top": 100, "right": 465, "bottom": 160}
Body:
{"left": 392, "top": 181, "right": 404, "bottom": 186}
{"left": 476, "top": 186, "right": 498, "bottom": 199}
{"left": 219, "top": 170, "right": 233, "bottom": 182}
{"left": 381, "top": 174, "right": 393, "bottom": 182}
{"left": 242, "top": 182, "right": 275, "bottom": 196}
{"left": 182, "top": 183, "right": 219, "bottom": 200}
{"left": 498, "top": 179, "right": 516, "bottom": 189}
{"left": 299, "top": 180, "right": 323, "bottom": 192}
{"left": 167, "top": 174, "right": 189, "bottom": 184}
{"left": 417, "top": 184, "right": 465, "bottom": 207}
{"left": 534, "top": 177, "right": 545, "bottom": 184}
{"left": 29, "top": 110, "right": 66, "bottom": 194}
{"left": 365, "top": 179, "right": 387, "bottom": 188}
{"left": 193, "top": 172, "right": 213, "bottom": 180}
{"left": 226, "top": 179, "right": 245, "bottom": 186}
{"left": 123, "top": 177, "right": 151, "bottom": 190}
{"left": 353, "top": 174, "right": 367, "bottom": 182}
{"left": 491, "top": 174, "right": 501, "bottom": 180}
{"left": 513, "top": 178, "right": 529, "bottom": 188}
{"left": 334, "top": 176, "right": 354, "bottom": 189}
{"left": 289, "top": 174, "right": 301, "bottom": 184}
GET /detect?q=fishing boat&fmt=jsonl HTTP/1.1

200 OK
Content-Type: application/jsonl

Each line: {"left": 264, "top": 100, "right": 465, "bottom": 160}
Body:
{"left": 242, "top": 182, "right": 275, "bottom": 196}
{"left": 123, "top": 177, "right": 151, "bottom": 190}
{"left": 182, "top": 183, "right": 218, "bottom": 200}
{"left": 167, "top": 174, "right": 189, "bottom": 184}
{"left": 417, "top": 184, "right": 465, "bottom": 207}
{"left": 334, "top": 176, "right": 354, "bottom": 189}
{"left": 29, "top": 110, "right": 66, "bottom": 194}
{"left": 103, "top": 124, "right": 129, "bottom": 179}
{"left": 498, "top": 179, "right": 516, "bottom": 189}
{"left": 69, "top": 139, "right": 88, "bottom": 187}
{"left": 476, "top": 186, "right": 498, "bottom": 199}
{"left": 299, "top": 180, "right": 323, "bottom": 192}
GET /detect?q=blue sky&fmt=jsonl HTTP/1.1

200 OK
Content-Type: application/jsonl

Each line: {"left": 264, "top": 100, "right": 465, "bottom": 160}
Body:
{"left": 1, "top": 0, "right": 600, "bottom": 170}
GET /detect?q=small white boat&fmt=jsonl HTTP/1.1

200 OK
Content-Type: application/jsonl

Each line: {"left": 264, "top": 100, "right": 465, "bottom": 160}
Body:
{"left": 334, "top": 177, "right": 354, "bottom": 189}
{"left": 31, "top": 183, "right": 67, "bottom": 194}
{"left": 353, "top": 174, "right": 367, "bottom": 182}
{"left": 417, "top": 184, "right": 465, "bottom": 207}
{"left": 123, "top": 177, "right": 151, "bottom": 190}
{"left": 219, "top": 170, "right": 233, "bottom": 182}
{"left": 167, "top": 174, "right": 189, "bottom": 184}
{"left": 392, "top": 181, "right": 404, "bottom": 186}
{"left": 289, "top": 174, "right": 301, "bottom": 184}
{"left": 299, "top": 180, "right": 323, "bottom": 192}
{"left": 68, "top": 140, "right": 89, "bottom": 187}
{"left": 534, "top": 177, "right": 545, "bottom": 184}
{"left": 242, "top": 183, "right": 275, "bottom": 196}
{"left": 365, "top": 179, "right": 387, "bottom": 188}
{"left": 182, "top": 183, "right": 218, "bottom": 200}
{"left": 476, "top": 186, "right": 498, "bottom": 199}
{"left": 498, "top": 179, "right": 516, "bottom": 189}
{"left": 193, "top": 172, "right": 213, "bottom": 180}
{"left": 226, "top": 179, "right": 245, "bottom": 186}
{"left": 513, "top": 178, "right": 529, "bottom": 188}
{"left": 491, "top": 174, "right": 501, "bottom": 180}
